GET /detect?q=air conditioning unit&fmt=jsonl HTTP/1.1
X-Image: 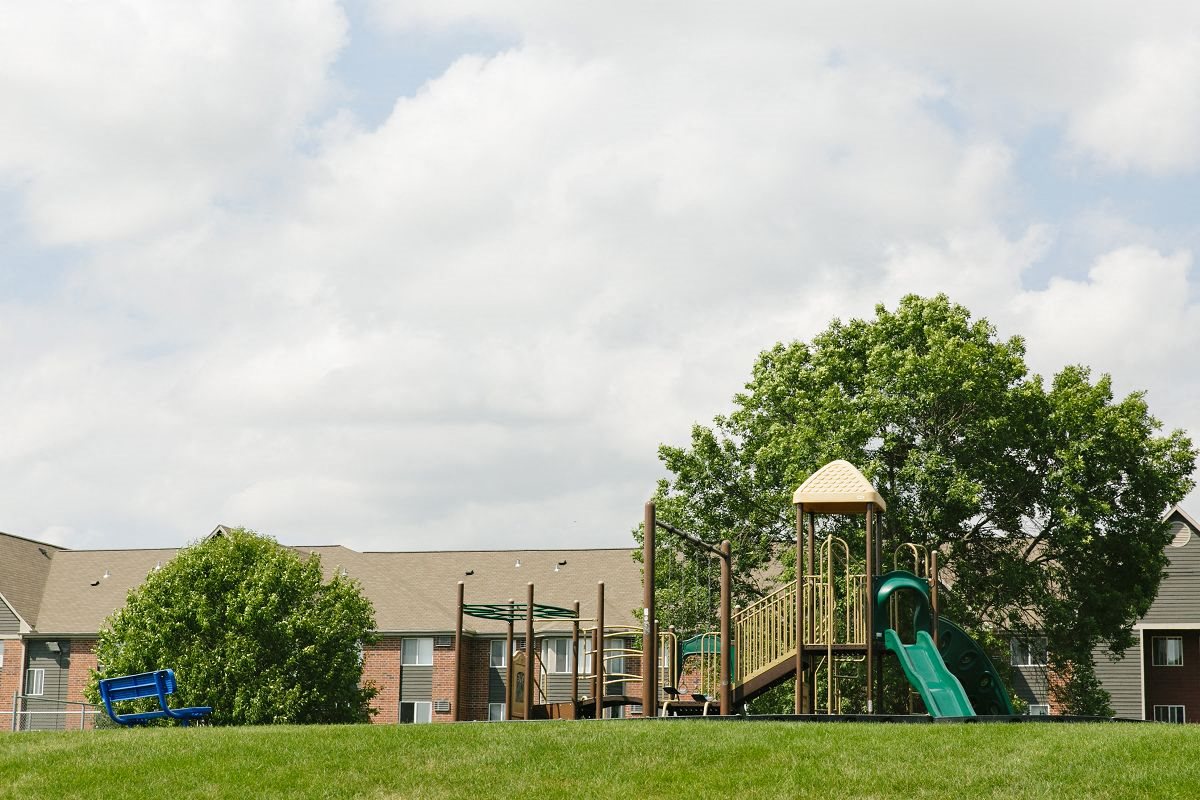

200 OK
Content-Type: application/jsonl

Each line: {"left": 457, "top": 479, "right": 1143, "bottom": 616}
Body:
{"left": 433, "top": 700, "right": 451, "bottom": 713}
{"left": 433, "top": 635, "right": 454, "bottom": 648}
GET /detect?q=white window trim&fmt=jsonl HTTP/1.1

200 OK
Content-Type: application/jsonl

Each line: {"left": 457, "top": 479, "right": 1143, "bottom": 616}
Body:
{"left": 1152, "top": 636, "right": 1184, "bottom": 667}
{"left": 488, "top": 702, "right": 506, "bottom": 721}
{"left": 1153, "top": 704, "right": 1185, "bottom": 724}
{"left": 1027, "top": 704, "right": 1050, "bottom": 716}
{"left": 542, "top": 638, "right": 573, "bottom": 674}
{"left": 400, "top": 701, "right": 432, "bottom": 724}
{"left": 489, "top": 639, "right": 507, "bottom": 668}
{"left": 26, "top": 668, "right": 45, "bottom": 696}
{"left": 401, "top": 637, "right": 434, "bottom": 667}
{"left": 1010, "top": 637, "right": 1048, "bottom": 667}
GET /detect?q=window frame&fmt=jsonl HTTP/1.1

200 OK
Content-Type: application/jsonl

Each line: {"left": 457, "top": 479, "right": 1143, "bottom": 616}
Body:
{"left": 1027, "top": 704, "right": 1050, "bottom": 716}
{"left": 488, "top": 702, "right": 506, "bottom": 721}
{"left": 489, "top": 639, "right": 507, "bottom": 668}
{"left": 401, "top": 637, "right": 434, "bottom": 667}
{"left": 1153, "top": 704, "right": 1185, "bottom": 724}
{"left": 26, "top": 668, "right": 45, "bottom": 696}
{"left": 399, "top": 701, "right": 432, "bottom": 724}
{"left": 542, "top": 638, "right": 572, "bottom": 674}
{"left": 1010, "top": 637, "right": 1048, "bottom": 667}
{"left": 1152, "top": 636, "right": 1184, "bottom": 667}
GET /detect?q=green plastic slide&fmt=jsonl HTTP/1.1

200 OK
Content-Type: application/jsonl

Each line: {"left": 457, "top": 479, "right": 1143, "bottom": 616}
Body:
{"left": 882, "top": 628, "right": 975, "bottom": 718}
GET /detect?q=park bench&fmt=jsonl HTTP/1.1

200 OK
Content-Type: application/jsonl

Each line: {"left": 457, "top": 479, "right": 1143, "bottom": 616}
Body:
{"left": 97, "top": 669, "right": 212, "bottom": 726}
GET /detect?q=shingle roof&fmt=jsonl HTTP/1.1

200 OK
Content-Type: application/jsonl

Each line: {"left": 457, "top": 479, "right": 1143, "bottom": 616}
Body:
{"left": 13, "top": 532, "right": 643, "bottom": 638}
{"left": 0, "top": 530, "right": 63, "bottom": 627}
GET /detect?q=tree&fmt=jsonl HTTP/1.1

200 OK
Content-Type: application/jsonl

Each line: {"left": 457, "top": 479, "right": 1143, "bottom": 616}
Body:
{"left": 89, "top": 527, "right": 378, "bottom": 724}
{"left": 644, "top": 294, "right": 1195, "bottom": 712}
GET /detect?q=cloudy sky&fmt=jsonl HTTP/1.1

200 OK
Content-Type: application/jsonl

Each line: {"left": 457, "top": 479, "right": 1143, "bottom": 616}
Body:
{"left": 2, "top": 2, "right": 1198, "bottom": 553}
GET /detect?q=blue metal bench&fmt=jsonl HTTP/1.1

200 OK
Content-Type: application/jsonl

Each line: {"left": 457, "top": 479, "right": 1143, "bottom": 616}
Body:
{"left": 98, "top": 669, "right": 212, "bottom": 726}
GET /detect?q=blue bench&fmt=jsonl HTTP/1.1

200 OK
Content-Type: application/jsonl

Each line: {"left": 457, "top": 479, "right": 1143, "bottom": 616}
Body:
{"left": 98, "top": 669, "right": 212, "bottom": 726}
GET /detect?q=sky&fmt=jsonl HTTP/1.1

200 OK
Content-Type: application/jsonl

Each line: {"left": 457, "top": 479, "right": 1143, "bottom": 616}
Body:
{"left": 1, "top": 1, "right": 1198, "bottom": 553}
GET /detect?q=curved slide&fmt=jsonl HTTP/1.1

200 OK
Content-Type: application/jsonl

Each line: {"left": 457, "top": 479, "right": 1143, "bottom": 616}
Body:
{"left": 875, "top": 570, "right": 1014, "bottom": 718}
{"left": 883, "top": 628, "right": 974, "bottom": 717}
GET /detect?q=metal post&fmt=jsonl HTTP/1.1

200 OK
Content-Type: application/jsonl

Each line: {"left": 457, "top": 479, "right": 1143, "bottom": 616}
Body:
{"left": 595, "top": 581, "right": 605, "bottom": 720}
{"left": 719, "top": 539, "right": 732, "bottom": 716}
{"left": 642, "top": 501, "right": 656, "bottom": 718}
{"left": 524, "top": 583, "right": 535, "bottom": 718}
{"left": 931, "top": 551, "right": 940, "bottom": 644}
{"left": 453, "top": 581, "right": 464, "bottom": 721}
{"left": 864, "top": 504, "right": 875, "bottom": 714}
{"left": 795, "top": 503, "right": 805, "bottom": 714}
{"left": 10, "top": 692, "right": 16, "bottom": 732}
{"left": 505, "top": 600, "right": 514, "bottom": 721}
{"left": 571, "top": 600, "right": 580, "bottom": 706}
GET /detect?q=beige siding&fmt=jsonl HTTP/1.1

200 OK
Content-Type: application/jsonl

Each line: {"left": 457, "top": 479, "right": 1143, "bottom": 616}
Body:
{"left": 1142, "top": 522, "right": 1200, "bottom": 625}
{"left": 1094, "top": 641, "right": 1142, "bottom": 719}
{"left": 1011, "top": 666, "right": 1050, "bottom": 707}
{"left": 24, "top": 640, "right": 71, "bottom": 731}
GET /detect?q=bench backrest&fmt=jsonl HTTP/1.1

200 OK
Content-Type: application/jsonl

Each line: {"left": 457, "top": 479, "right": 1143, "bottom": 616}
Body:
{"left": 99, "top": 670, "right": 176, "bottom": 703}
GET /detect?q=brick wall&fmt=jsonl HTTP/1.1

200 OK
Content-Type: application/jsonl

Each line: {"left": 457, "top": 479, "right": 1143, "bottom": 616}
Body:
{"left": 1143, "top": 631, "right": 1200, "bottom": 722}
{"left": 65, "top": 638, "right": 98, "bottom": 730}
{"left": 460, "top": 637, "right": 492, "bottom": 721}
{"left": 431, "top": 643, "right": 456, "bottom": 723}
{"left": 0, "top": 640, "right": 24, "bottom": 726}
{"left": 362, "top": 639, "right": 401, "bottom": 724}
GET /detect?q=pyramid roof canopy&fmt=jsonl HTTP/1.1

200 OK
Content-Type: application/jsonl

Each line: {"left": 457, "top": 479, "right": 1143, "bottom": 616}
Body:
{"left": 792, "top": 459, "right": 887, "bottom": 513}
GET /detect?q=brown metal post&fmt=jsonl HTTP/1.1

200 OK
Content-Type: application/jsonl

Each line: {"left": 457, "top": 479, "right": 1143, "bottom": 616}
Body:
{"left": 795, "top": 503, "right": 805, "bottom": 714}
{"left": 505, "top": 601, "right": 514, "bottom": 721}
{"left": 931, "top": 551, "right": 939, "bottom": 643}
{"left": 642, "top": 501, "right": 657, "bottom": 717}
{"left": 453, "top": 581, "right": 465, "bottom": 721}
{"left": 865, "top": 504, "right": 875, "bottom": 714}
{"left": 524, "top": 582, "right": 535, "bottom": 717}
{"left": 571, "top": 600, "right": 580, "bottom": 705}
{"left": 719, "top": 539, "right": 732, "bottom": 715}
{"left": 595, "top": 581, "right": 605, "bottom": 719}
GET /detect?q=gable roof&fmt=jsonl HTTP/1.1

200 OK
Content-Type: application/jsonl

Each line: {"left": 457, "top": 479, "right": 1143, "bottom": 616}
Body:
{"left": 0, "top": 530, "right": 63, "bottom": 628}
{"left": 1165, "top": 504, "right": 1200, "bottom": 533}
{"left": 13, "top": 531, "right": 643, "bottom": 638}
{"left": 793, "top": 459, "right": 887, "bottom": 513}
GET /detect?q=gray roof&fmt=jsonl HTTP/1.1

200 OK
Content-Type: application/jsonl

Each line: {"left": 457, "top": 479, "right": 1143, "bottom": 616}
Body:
{"left": 3, "top": 530, "right": 642, "bottom": 638}
{"left": 0, "top": 530, "right": 62, "bottom": 627}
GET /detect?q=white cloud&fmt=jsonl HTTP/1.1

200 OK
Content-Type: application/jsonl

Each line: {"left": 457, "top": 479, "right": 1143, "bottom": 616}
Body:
{"left": 1069, "top": 37, "right": 1200, "bottom": 174}
{"left": 1, "top": 3, "right": 1198, "bottom": 550}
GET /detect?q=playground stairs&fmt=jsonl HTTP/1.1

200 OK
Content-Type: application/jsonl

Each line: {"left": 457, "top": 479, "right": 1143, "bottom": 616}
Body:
{"left": 731, "top": 579, "right": 799, "bottom": 701}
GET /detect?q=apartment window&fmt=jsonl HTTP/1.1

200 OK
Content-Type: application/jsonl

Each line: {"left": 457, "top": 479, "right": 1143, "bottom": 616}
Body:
{"left": 401, "top": 638, "right": 433, "bottom": 666}
{"left": 1153, "top": 637, "right": 1184, "bottom": 667}
{"left": 1154, "top": 705, "right": 1185, "bottom": 724}
{"left": 488, "top": 702, "right": 506, "bottom": 721}
{"left": 1028, "top": 704, "right": 1050, "bottom": 716}
{"left": 399, "top": 701, "right": 432, "bottom": 724}
{"left": 1010, "top": 637, "right": 1047, "bottom": 667}
{"left": 577, "top": 638, "right": 594, "bottom": 675}
{"left": 542, "top": 638, "right": 572, "bottom": 674}
{"left": 26, "top": 668, "right": 45, "bottom": 696}
{"left": 490, "top": 639, "right": 507, "bottom": 668}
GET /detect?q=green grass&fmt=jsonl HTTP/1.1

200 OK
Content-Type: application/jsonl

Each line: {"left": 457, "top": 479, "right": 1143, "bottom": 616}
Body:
{"left": 1, "top": 719, "right": 1198, "bottom": 799}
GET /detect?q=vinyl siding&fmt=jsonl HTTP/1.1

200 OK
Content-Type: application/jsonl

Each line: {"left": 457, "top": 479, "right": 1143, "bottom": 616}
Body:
{"left": 1141, "top": 522, "right": 1200, "bottom": 625}
{"left": 1011, "top": 666, "right": 1050, "bottom": 707}
{"left": 0, "top": 599, "right": 18, "bottom": 635}
{"left": 400, "top": 666, "right": 432, "bottom": 701}
{"left": 1093, "top": 642, "right": 1142, "bottom": 719}
{"left": 489, "top": 666, "right": 507, "bottom": 703}
{"left": 24, "top": 640, "right": 70, "bottom": 731}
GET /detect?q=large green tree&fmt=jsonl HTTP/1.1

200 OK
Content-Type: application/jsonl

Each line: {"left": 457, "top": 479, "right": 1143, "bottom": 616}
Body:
{"left": 89, "top": 527, "right": 378, "bottom": 724}
{"left": 646, "top": 294, "right": 1195, "bottom": 713}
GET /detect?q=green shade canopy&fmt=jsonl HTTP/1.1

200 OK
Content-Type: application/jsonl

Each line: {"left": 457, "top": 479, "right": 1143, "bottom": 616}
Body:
{"left": 462, "top": 602, "right": 578, "bottom": 622}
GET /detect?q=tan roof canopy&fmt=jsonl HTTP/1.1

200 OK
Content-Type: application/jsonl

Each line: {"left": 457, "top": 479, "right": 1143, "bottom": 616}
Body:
{"left": 792, "top": 459, "right": 887, "bottom": 514}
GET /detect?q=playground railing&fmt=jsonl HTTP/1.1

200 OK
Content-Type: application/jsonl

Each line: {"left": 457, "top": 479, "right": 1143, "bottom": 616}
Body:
{"left": 733, "top": 579, "right": 797, "bottom": 683}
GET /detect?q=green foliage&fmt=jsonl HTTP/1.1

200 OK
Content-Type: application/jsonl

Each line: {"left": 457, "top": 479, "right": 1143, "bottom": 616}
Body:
{"left": 642, "top": 295, "right": 1196, "bottom": 686}
{"left": 88, "top": 528, "right": 378, "bottom": 725}
{"left": 1052, "top": 659, "right": 1115, "bottom": 717}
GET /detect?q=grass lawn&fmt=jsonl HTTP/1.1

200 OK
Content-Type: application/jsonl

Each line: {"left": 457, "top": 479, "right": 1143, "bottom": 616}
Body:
{"left": 1, "top": 719, "right": 1196, "bottom": 799}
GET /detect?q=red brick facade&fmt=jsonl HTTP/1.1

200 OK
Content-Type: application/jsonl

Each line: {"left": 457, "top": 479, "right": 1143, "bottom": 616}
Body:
{"left": 362, "top": 638, "right": 402, "bottom": 724}
{"left": 0, "top": 640, "right": 25, "bottom": 726}
{"left": 1143, "top": 631, "right": 1200, "bottom": 722}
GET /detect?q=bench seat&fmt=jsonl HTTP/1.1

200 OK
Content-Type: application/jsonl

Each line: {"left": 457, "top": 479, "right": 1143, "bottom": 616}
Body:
{"left": 98, "top": 669, "right": 212, "bottom": 727}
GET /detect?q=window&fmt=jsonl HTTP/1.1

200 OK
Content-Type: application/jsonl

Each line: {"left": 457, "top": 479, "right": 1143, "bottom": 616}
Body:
{"left": 401, "top": 638, "right": 433, "bottom": 666}
{"left": 1153, "top": 637, "right": 1184, "bottom": 667}
{"left": 488, "top": 702, "right": 506, "bottom": 721}
{"left": 542, "top": 638, "right": 572, "bottom": 673}
{"left": 490, "top": 639, "right": 507, "bottom": 668}
{"left": 399, "top": 701, "right": 432, "bottom": 723}
{"left": 1010, "top": 637, "right": 1047, "bottom": 667}
{"left": 1154, "top": 705, "right": 1185, "bottom": 724}
{"left": 1028, "top": 704, "right": 1050, "bottom": 716}
{"left": 577, "top": 638, "right": 594, "bottom": 675}
{"left": 26, "top": 668, "right": 44, "bottom": 696}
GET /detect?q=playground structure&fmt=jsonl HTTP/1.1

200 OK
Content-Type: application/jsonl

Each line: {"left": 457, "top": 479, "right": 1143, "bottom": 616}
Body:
{"left": 452, "top": 459, "right": 1013, "bottom": 720}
